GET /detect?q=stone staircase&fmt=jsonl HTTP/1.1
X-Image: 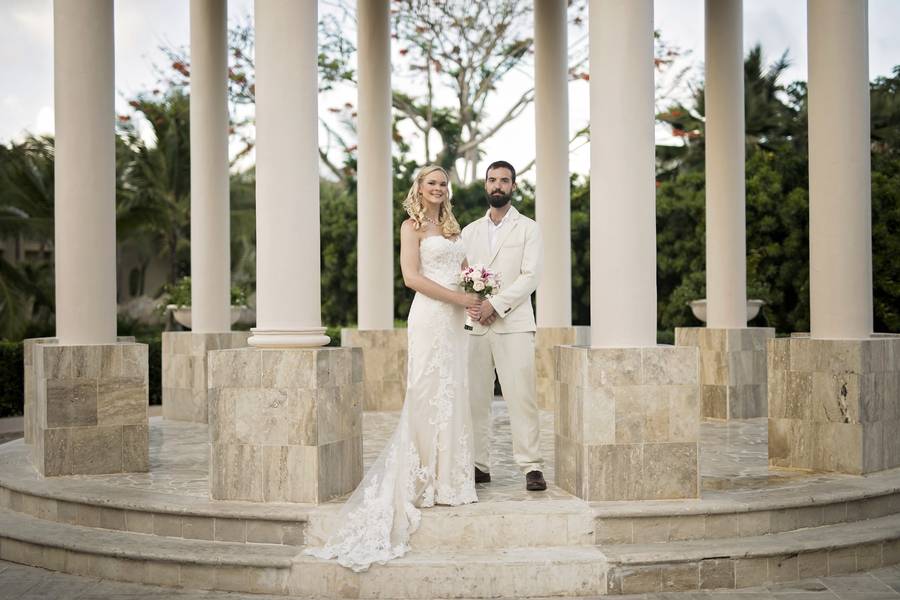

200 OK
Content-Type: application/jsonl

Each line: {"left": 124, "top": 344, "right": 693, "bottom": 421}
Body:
{"left": 3, "top": 431, "right": 900, "bottom": 597}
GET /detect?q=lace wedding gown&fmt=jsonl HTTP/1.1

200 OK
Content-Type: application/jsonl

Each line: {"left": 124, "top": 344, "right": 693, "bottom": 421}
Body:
{"left": 306, "top": 235, "right": 478, "bottom": 572}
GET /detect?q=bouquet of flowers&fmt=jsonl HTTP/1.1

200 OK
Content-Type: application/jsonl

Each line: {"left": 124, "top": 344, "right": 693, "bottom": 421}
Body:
{"left": 459, "top": 264, "right": 500, "bottom": 330}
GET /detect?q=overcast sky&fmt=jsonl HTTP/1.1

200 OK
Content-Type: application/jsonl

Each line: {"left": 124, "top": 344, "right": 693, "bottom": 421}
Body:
{"left": 2, "top": 0, "right": 899, "bottom": 179}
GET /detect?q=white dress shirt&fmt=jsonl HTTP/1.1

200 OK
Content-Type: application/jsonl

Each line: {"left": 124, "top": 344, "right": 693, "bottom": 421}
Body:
{"left": 487, "top": 210, "right": 511, "bottom": 255}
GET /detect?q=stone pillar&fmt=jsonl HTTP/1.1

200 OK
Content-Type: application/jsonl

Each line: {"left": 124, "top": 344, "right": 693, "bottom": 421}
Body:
{"left": 32, "top": 343, "right": 149, "bottom": 476}
{"left": 162, "top": 332, "right": 250, "bottom": 422}
{"left": 555, "top": 346, "right": 700, "bottom": 500}
{"left": 53, "top": 0, "right": 116, "bottom": 345}
{"left": 768, "top": 1, "right": 883, "bottom": 474}
{"left": 533, "top": 0, "right": 580, "bottom": 415}
{"left": 808, "top": 0, "right": 873, "bottom": 340}
{"left": 536, "top": 326, "right": 589, "bottom": 410}
{"left": 704, "top": 0, "right": 747, "bottom": 329}
{"left": 250, "top": 0, "right": 328, "bottom": 348}
{"left": 768, "top": 335, "right": 900, "bottom": 474}
{"left": 534, "top": 0, "right": 571, "bottom": 329}
{"left": 346, "top": 0, "right": 398, "bottom": 413}
{"left": 43, "top": 2, "right": 149, "bottom": 475}
{"left": 676, "top": 327, "right": 774, "bottom": 419}
{"left": 208, "top": 0, "right": 363, "bottom": 503}
{"left": 356, "top": 0, "right": 393, "bottom": 331}
{"left": 208, "top": 347, "right": 363, "bottom": 503}
{"left": 341, "top": 329, "right": 407, "bottom": 411}
{"left": 553, "top": 0, "right": 700, "bottom": 500}
{"left": 189, "top": 0, "right": 231, "bottom": 333}
{"left": 681, "top": 2, "right": 769, "bottom": 421}
{"left": 589, "top": 0, "right": 656, "bottom": 349}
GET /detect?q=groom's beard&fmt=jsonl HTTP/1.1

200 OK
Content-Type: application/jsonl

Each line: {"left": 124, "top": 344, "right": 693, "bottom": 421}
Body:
{"left": 487, "top": 191, "right": 512, "bottom": 208}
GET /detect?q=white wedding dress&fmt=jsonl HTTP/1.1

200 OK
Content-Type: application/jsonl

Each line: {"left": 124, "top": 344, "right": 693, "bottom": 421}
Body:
{"left": 306, "top": 235, "right": 478, "bottom": 572}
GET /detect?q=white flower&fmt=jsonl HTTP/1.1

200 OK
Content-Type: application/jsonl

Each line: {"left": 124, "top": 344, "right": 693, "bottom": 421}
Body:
{"left": 473, "top": 280, "right": 485, "bottom": 292}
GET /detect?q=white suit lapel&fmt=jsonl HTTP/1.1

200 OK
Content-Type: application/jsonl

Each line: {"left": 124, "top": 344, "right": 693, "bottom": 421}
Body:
{"left": 477, "top": 216, "right": 491, "bottom": 264}
{"left": 488, "top": 206, "right": 520, "bottom": 265}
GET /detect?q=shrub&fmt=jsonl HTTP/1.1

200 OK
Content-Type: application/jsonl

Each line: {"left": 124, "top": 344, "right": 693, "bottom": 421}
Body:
{"left": 139, "top": 336, "right": 162, "bottom": 405}
{"left": 0, "top": 341, "right": 24, "bottom": 417}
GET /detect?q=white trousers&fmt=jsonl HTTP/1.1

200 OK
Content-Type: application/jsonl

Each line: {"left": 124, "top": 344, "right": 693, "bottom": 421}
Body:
{"left": 467, "top": 330, "right": 543, "bottom": 474}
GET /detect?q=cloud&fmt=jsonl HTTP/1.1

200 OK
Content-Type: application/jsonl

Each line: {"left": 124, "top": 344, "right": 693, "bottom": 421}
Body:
{"left": 34, "top": 105, "right": 53, "bottom": 135}
{"left": 8, "top": 0, "right": 52, "bottom": 46}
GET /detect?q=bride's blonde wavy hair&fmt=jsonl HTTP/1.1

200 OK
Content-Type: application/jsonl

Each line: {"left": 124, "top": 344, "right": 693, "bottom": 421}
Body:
{"left": 402, "top": 165, "right": 461, "bottom": 237}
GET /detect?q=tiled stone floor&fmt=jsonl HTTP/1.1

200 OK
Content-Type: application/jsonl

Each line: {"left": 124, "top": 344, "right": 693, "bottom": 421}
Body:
{"left": 3, "top": 403, "right": 900, "bottom": 598}
{"left": 0, "top": 559, "right": 898, "bottom": 599}
{"left": 33, "top": 399, "right": 854, "bottom": 503}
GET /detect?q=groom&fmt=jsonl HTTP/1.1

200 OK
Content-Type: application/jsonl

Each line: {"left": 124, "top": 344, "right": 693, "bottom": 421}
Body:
{"left": 461, "top": 160, "right": 546, "bottom": 491}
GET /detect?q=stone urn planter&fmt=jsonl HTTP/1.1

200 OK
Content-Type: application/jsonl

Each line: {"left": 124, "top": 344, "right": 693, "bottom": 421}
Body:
{"left": 167, "top": 305, "right": 246, "bottom": 329}
{"left": 688, "top": 299, "right": 765, "bottom": 323}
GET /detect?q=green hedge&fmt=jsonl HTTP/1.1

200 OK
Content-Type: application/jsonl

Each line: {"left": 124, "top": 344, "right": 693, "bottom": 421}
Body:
{"left": 141, "top": 336, "right": 162, "bottom": 406}
{"left": 0, "top": 342, "right": 24, "bottom": 418}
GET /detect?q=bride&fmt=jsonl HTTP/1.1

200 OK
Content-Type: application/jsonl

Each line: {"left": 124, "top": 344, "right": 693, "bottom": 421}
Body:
{"left": 305, "top": 165, "right": 481, "bottom": 572}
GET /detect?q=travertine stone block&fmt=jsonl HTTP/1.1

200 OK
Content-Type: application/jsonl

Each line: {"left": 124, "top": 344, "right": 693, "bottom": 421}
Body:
{"left": 23, "top": 338, "right": 57, "bottom": 445}
{"left": 162, "top": 331, "right": 250, "bottom": 423}
{"left": 23, "top": 336, "right": 134, "bottom": 444}
{"left": 554, "top": 345, "right": 700, "bottom": 500}
{"left": 768, "top": 335, "right": 900, "bottom": 474}
{"left": 341, "top": 328, "right": 406, "bottom": 410}
{"left": 676, "top": 327, "right": 774, "bottom": 419}
{"left": 31, "top": 342, "right": 148, "bottom": 476}
{"left": 209, "top": 346, "right": 363, "bottom": 503}
{"left": 536, "top": 326, "right": 590, "bottom": 410}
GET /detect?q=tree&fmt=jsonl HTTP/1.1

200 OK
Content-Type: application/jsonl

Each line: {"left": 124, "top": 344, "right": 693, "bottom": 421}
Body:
{"left": 656, "top": 44, "right": 801, "bottom": 180}
{"left": 0, "top": 136, "right": 56, "bottom": 339}
{"left": 116, "top": 91, "right": 192, "bottom": 289}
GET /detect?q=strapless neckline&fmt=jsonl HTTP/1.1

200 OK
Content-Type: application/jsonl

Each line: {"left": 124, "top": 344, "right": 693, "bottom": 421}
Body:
{"left": 421, "top": 235, "right": 461, "bottom": 246}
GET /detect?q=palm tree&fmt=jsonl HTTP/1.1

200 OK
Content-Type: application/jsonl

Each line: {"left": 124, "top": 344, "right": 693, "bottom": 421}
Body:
{"left": 0, "top": 136, "right": 56, "bottom": 339}
{"left": 656, "top": 44, "right": 801, "bottom": 179}
{"left": 116, "top": 91, "right": 192, "bottom": 289}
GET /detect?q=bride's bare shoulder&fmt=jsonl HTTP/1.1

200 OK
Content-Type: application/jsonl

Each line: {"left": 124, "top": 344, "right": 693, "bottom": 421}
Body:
{"left": 400, "top": 220, "right": 422, "bottom": 245}
{"left": 401, "top": 219, "right": 421, "bottom": 234}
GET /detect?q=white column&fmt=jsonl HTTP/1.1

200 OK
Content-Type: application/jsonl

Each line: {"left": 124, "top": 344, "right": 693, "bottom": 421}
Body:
{"left": 250, "top": 0, "right": 328, "bottom": 347}
{"left": 534, "top": 0, "right": 572, "bottom": 328}
{"left": 704, "top": 0, "right": 747, "bottom": 329}
{"left": 190, "top": 0, "right": 231, "bottom": 333}
{"left": 356, "top": 0, "right": 394, "bottom": 330}
{"left": 589, "top": 0, "right": 656, "bottom": 347}
{"left": 53, "top": 0, "right": 117, "bottom": 345}
{"left": 808, "top": 0, "right": 873, "bottom": 339}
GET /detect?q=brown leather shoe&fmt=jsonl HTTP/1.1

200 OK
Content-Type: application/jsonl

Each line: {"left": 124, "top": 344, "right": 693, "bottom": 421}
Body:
{"left": 474, "top": 466, "right": 491, "bottom": 484}
{"left": 526, "top": 470, "right": 547, "bottom": 491}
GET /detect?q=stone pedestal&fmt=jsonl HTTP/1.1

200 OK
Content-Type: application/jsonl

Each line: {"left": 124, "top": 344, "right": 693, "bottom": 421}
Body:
{"left": 23, "top": 337, "right": 57, "bottom": 445}
{"left": 24, "top": 336, "right": 134, "bottom": 445}
{"left": 675, "top": 327, "right": 774, "bottom": 419}
{"left": 162, "top": 331, "right": 250, "bottom": 423}
{"left": 341, "top": 328, "right": 406, "bottom": 411}
{"left": 768, "top": 335, "right": 900, "bottom": 474}
{"left": 554, "top": 345, "right": 700, "bottom": 500}
{"left": 208, "top": 346, "right": 363, "bottom": 503}
{"left": 31, "top": 343, "right": 149, "bottom": 476}
{"left": 536, "top": 326, "right": 590, "bottom": 410}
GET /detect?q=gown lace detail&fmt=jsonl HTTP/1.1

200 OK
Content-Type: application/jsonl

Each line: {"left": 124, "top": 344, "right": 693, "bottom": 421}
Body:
{"left": 305, "top": 236, "right": 477, "bottom": 572}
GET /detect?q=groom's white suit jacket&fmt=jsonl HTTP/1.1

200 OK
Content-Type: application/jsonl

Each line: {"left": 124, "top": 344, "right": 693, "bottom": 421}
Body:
{"left": 460, "top": 206, "right": 543, "bottom": 335}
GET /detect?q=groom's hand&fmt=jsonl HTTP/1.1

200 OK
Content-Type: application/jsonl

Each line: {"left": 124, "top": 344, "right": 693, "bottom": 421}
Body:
{"left": 466, "top": 306, "right": 481, "bottom": 320}
{"left": 478, "top": 300, "right": 496, "bottom": 325}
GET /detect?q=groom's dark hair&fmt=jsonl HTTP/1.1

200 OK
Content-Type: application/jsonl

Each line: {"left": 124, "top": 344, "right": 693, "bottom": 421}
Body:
{"left": 485, "top": 160, "right": 517, "bottom": 183}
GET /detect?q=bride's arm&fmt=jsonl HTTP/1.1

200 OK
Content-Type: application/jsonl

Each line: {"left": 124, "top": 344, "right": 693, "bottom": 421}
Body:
{"left": 400, "top": 221, "right": 478, "bottom": 308}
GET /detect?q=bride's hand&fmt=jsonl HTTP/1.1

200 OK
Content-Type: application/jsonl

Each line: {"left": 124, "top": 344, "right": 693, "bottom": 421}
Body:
{"left": 460, "top": 292, "right": 481, "bottom": 309}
